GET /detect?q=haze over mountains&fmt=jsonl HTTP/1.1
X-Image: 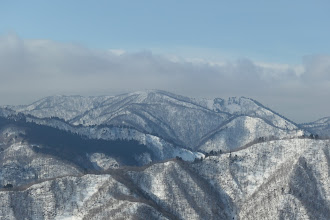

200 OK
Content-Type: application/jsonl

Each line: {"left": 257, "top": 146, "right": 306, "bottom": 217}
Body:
{"left": 0, "top": 90, "right": 329, "bottom": 219}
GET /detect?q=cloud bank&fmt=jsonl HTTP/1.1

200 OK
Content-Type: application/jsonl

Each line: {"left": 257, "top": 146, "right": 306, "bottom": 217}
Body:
{"left": 0, "top": 33, "right": 329, "bottom": 122}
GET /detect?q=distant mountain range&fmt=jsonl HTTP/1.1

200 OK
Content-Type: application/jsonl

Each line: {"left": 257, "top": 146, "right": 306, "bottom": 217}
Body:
{"left": 301, "top": 116, "right": 330, "bottom": 137}
{"left": 6, "top": 90, "right": 310, "bottom": 150}
{"left": 0, "top": 90, "right": 329, "bottom": 219}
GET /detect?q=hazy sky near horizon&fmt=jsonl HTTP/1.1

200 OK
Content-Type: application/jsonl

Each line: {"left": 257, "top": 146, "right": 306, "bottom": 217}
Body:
{"left": 1, "top": 1, "right": 330, "bottom": 122}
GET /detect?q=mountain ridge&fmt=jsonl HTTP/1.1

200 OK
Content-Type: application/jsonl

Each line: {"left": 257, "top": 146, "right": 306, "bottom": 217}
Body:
{"left": 4, "top": 90, "right": 308, "bottom": 152}
{"left": 0, "top": 90, "right": 329, "bottom": 219}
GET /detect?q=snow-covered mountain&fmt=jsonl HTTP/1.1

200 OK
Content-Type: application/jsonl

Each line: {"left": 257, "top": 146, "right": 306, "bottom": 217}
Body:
{"left": 198, "top": 115, "right": 304, "bottom": 152}
{"left": 301, "top": 116, "right": 330, "bottom": 138}
{"left": 199, "top": 96, "right": 298, "bottom": 130}
{"left": 193, "top": 138, "right": 330, "bottom": 219}
{"left": 1, "top": 91, "right": 329, "bottom": 219}
{"left": 0, "top": 137, "right": 329, "bottom": 219}
{"left": 0, "top": 124, "right": 82, "bottom": 187}
{"left": 7, "top": 90, "right": 305, "bottom": 152}
{"left": 0, "top": 174, "right": 170, "bottom": 219}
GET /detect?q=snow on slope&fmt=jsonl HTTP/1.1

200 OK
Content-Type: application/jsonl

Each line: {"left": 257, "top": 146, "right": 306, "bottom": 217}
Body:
{"left": 193, "top": 138, "right": 330, "bottom": 219}
{"left": 10, "top": 95, "right": 111, "bottom": 121}
{"left": 26, "top": 116, "right": 205, "bottom": 163}
{"left": 0, "top": 108, "right": 14, "bottom": 118}
{"left": 8, "top": 91, "right": 230, "bottom": 149}
{"left": 69, "top": 91, "right": 229, "bottom": 148}
{"left": 199, "top": 116, "right": 304, "bottom": 152}
{"left": 0, "top": 124, "right": 82, "bottom": 187}
{"left": 0, "top": 137, "right": 329, "bottom": 219}
{"left": 0, "top": 91, "right": 329, "bottom": 219}
{"left": 128, "top": 161, "right": 234, "bottom": 220}
{"left": 301, "top": 116, "right": 330, "bottom": 137}
{"left": 209, "top": 97, "right": 298, "bottom": 130}
{"left": 0, "top": 174, "right": 168, "bottom": 220}
{"left": 5, "top": 91, "right": 305, "bottom": 153}
{"left": 0, "top": 143, "right": 82, "bottom": 187}
{"left": 88, "top": 153, "right": 120, "bottom": 170}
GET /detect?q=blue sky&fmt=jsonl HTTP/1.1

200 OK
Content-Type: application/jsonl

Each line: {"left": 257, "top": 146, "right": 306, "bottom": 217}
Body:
{"left": 1, "top": 1, "right": 330, "bottom": 122}
{"left": 1, "top": 0, "right": 329, "bottom": 63}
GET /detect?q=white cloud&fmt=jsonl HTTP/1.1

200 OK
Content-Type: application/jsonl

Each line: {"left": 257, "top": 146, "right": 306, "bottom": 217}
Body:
{"left": 302, "top": 55, "right": 330, "bottom": 81}
{"left": 0, "top": 33, "right": 329, "bottom": 122}
{"left": 109, "top": 49, "right": 126, "bottom": 56}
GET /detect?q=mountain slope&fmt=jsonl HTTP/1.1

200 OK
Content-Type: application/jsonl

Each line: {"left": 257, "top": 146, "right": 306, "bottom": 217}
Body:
{"left": 6, "top": 91, "right": 305, "bottom": 152}
{"left": 208, "top": 97, "right": 299, "bottom": 130}
{"left": 0, "top": 116, "right": 155, "bottom": 188}
{"left": 198, "top": 116, "right": 304, "bottom": 152}
{"left": 1, "top": 138, "right": 327, "bottom": 220}
{"left": 10, "top": 95, "right": 110, "bottom": 121}
{"left": 0, "top": 174, "right": 169, "bottom": 220}
{"left": 1, "top": 91, "right": 328, "bottom": 219}
{"left": 0, "top": 119, "right": 329, "bottom": 219}
{"left": 193, "top": 138, "right": 330, "bottom": 219}
{"left": 301, "top": 116, "right": 330, "bottom": 137}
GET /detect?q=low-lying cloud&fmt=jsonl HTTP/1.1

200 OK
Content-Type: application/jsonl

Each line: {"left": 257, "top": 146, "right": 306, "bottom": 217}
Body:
{"left": 0, "top": 33, "right": 329, "bottom": 122}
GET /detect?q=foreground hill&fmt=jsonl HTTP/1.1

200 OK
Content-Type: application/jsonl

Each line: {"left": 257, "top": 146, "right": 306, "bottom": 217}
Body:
{"left": 0, "top": 174, "right": 170, "bottom": 220}
{"left": 0, "top": 138, "right": 329, "bottom": 219}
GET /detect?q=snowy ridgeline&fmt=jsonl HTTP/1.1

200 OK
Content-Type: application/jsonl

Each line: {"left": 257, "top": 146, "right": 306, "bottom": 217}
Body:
{"left": 6, "top": 90, "right": 307, "bottom": 151}
{"left": 0, "top": 91, "right": 329, "bottom": 219}
{"left": 0, "top": 121, "right": 205, "bottom": 190}
{"left": 26, "top": 117, "right": 205, "bottom": 163}
{"left": 26, "top": 113, "right": 304, "bottom": 155}
{"left": 0, "top": 138, "right": 329, "bottom": 219}
{"left": 301, "top": 116, "right": 330, "bottom": 138}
